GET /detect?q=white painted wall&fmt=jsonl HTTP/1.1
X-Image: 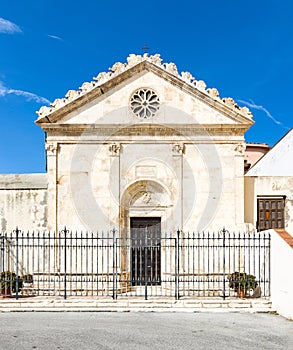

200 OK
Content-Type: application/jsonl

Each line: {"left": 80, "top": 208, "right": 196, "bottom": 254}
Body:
{"left": 247, "top": 129, "right": 293, "bottom": 176}
{"left": 270, "top": 228, "right": 293, "bottom": 320}
{"left": 244, "top": 176, "right": 293, "bottom": 233}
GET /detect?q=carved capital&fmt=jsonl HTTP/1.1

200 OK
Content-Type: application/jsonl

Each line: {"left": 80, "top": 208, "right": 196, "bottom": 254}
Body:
{"left": 109, "top": 143, "right": 121, "bottom": 156}
{"left": 172, "top": 143, "right": 185, "bottom": 155}
{"left": 272, "top": 181, "right": 281, "bottom": 191}
{"left": 234, "top": 143, "right": 246, "bottom": 155}
{"left": 45, "top": 143, "right": 58, "bottom": 156}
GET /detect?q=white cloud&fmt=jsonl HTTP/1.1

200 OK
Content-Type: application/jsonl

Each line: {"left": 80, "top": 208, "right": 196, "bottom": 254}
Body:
{"left": 0, "top": 81, "right": 50, "bottom": 104}
{"left": 238, "top": 99, "right": 289, "bottom": 130}
{"left": 0, "top": 18, "right": 22, "bottom": 34}
{"left": 48, "top": 34, "right": 63, "bottom": 41}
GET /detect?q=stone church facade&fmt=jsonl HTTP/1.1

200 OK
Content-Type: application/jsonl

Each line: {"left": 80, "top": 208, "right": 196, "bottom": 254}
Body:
{"left": 0, "top": 53, "right": 254, "bottom": 234}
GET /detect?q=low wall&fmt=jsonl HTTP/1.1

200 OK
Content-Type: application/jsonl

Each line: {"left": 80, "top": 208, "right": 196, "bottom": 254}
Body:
{"left": 0, "top": 174, "right": 47, "bottom": 231}
{"left": 270, "top": 228, "right": 293, "bottom": 320}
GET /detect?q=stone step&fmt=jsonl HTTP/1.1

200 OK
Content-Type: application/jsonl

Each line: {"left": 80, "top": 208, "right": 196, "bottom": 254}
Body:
{"left": 0, "top": 297, "right": 274, "bottom": 313}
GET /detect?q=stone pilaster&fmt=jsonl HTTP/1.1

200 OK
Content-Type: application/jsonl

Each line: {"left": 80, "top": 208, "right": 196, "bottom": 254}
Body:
{"left": 45, "top": 142, "right": 58, "bottom": 232}
{"left": 234, "top": 143, "right": 245, "bottom": 230}
{"left": 172, "top": 143, "right": 185, "bottom": 230}
{"left": 109, "top": 143, "right": 121, "bottom": 229}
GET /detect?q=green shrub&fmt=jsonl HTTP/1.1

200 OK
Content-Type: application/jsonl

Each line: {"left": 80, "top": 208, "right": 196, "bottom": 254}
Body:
{"left": 0, "top": 271, "right": 23, "bottom": 293}
{"left": 228, "top": 271, "right": 258, "bottom": 292}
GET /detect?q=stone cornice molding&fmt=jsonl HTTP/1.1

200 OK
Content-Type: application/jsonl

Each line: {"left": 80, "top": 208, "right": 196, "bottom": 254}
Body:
{"left": 41, "top": 123, "right": 249, "bottom": 136}
{"left": 35, "top": 54, "right": 253, "bottom": 126}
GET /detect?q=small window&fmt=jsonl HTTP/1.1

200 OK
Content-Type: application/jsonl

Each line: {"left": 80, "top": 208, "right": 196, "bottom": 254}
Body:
{"left": 257, "top": 196, "right": 285, "bottom": 231}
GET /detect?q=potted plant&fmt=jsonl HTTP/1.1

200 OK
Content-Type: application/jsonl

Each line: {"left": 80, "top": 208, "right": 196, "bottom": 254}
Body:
{"left": 0, "top": 271, "right": 23, "bottom": 297}
{"left": 228, "top": 271, "right": 258, "bottom": 298}
{"left": 22, "top": 274, "right": 33, "bottom": 284}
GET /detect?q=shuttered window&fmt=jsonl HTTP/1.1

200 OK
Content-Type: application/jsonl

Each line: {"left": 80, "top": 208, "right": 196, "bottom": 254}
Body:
{"left": 257, "top": 196, "right": 285, "bottom": 231}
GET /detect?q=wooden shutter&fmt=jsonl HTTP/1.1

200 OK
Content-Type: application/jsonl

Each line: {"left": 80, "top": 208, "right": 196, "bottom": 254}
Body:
{"left": 257, "top": 197, "right": 285, "bottom": 231}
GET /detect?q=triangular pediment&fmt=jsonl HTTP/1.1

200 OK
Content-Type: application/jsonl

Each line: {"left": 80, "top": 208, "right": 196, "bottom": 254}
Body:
{"left": 35, "top": 54, "right": 254, "bottom": 131}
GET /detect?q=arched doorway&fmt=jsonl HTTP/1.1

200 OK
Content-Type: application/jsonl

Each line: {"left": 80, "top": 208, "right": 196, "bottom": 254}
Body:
{"left": 119, "top": 180, "right": 172, "bottom": 288}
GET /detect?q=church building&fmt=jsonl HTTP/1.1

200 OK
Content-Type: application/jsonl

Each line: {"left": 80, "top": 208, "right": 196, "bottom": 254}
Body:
{"left": 0, "top": 53, "right": 254, "bottom": 234}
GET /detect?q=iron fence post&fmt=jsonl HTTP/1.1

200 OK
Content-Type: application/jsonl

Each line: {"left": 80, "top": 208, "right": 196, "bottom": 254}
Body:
{"left": 63, "top": 227, "right": 67, "bottom": 300}
{"left": 268, "top": 231, "right": 271, "bottom": 297}
{"left": 0, "top": 233, "right": 4, "bottom": 273}
{"left": 15, "top": 227, "right": 19, "bottom": 300}
{"left": 175, "top": 229, "right": 180, "bottom": 300}
{"left": 144, "top": 227, "right": 148, "bottom": 300}
{"left": 112, "top": 228, "right": 117, "bottom": 300}
{"left": 222, "top": 227, "right": 226, "bottom": 300}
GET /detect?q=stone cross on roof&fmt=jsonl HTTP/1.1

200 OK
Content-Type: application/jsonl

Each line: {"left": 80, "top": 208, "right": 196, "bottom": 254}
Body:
{"left": 142, "top": 44, "right": 149, "bottom": 54}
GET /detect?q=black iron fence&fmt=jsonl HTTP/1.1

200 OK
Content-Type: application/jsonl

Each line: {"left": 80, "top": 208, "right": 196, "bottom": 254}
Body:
{"left": 0, "top": 228, "right": 270, "bottom": 300}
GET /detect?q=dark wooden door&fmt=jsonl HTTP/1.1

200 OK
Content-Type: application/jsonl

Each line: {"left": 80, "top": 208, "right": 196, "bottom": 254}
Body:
{"left": 130, "top": 217, "right": 161, "bottom": 286}
{"left": 257, "top": 197, "right": 285, "bottom": 231}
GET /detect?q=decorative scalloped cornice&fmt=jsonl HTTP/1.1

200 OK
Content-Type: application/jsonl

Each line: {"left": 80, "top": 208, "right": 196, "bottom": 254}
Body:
{"left": 36, "top": 53, "right": 252, "bottom": 120}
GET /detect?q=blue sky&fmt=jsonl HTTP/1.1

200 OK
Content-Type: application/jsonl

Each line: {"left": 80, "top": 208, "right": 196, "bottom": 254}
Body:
{"left": 0, "top": 1, "right": 292, "bottom": 173}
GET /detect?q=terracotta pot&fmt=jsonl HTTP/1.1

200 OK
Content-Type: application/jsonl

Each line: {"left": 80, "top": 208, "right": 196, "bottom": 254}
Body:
{"left": 238, "top": 289, "right": 246, "bottom": 298}
{"left": 1, "top": 288, "right": 11, "bottom": 298}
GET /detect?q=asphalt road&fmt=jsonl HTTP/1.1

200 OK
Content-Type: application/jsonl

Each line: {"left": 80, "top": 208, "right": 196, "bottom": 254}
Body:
{"left": 0, "top": 312, "right": 292, "bottom": 349}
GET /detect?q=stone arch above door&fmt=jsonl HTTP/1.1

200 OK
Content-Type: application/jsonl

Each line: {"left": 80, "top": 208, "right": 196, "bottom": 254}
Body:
{"left": 120, "top": 180, "right": 173, "bottom": 232}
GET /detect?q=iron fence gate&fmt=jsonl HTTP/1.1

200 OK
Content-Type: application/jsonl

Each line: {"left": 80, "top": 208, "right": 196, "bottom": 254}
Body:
{"left": 0, "top": 228, "right": 270, "bottom": 300}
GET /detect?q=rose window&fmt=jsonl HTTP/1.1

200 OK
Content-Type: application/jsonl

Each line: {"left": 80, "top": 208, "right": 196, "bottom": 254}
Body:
{"left": 130, "top": 88, "right": 160, "bottom": 119}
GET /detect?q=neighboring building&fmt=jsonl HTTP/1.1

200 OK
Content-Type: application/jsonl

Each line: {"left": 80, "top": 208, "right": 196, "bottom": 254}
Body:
{"left": 244, "top": 143, "right": 270, "bottom": 173}
{"left": 245, "top": 129, "right": 293, "bottom": 233}
{"left": 0, "top": 53, "right": 254, "bottom": 233}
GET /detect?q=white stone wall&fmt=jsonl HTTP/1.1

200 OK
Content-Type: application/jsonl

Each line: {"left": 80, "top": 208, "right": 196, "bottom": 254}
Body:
{"left": 60, "top": 72, "right": 238, "bottom": 127}
{"left": 44, "top": 138, "right": 245, "bottom": 233}
{"left": 183, "top": 143, "right": 244, "bottom": 231}
{"left": 0, "top": 174, "right": 47, "bottom": 232}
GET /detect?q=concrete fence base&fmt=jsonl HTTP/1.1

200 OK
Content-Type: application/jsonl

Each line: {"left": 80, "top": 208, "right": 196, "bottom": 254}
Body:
{"left": 0, "top": 296, "right": 273, "bottom": 313}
